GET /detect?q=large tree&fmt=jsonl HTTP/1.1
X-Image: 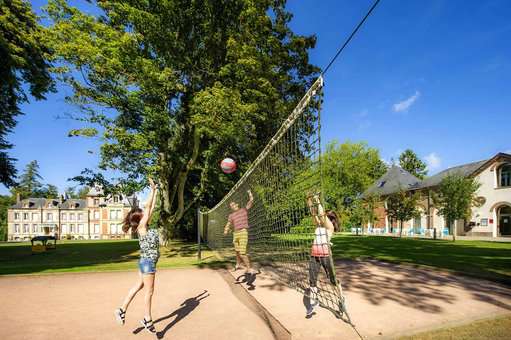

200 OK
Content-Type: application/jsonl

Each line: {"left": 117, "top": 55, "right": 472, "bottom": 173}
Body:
{"left": 0, "top": 0, "right": 54, "bottom": 187}
{"left": 44, "top": 0, "right": 320, "bottom": 239}
{"left": 433, "top": 174, "right": 481, "bottom": 241}
{"left": 399, "top": 149, "right": 427, "bottom": 179}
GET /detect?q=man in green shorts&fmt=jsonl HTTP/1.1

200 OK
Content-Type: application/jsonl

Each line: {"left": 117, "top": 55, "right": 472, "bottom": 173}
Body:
{"left": 224, "top": 190, "right": 254, "bottom": 273}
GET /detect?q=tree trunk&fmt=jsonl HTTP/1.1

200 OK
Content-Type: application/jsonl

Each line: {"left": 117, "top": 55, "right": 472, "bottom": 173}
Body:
{"left": 451, "top": 219, "right": 456, "bottom": 242}
{"left": 158, "top": 127, "right": 202, "bottom": 245}
{"left": 399, "top": 220, "right": 403, "bottom": 238}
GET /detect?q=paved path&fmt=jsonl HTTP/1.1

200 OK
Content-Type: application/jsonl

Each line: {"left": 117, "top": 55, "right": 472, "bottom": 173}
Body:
{"left": 0, "top": 268, "right": 274, "bottom": 340}
{"left": 230, "top": 259, "right": 511, "bottom": 339}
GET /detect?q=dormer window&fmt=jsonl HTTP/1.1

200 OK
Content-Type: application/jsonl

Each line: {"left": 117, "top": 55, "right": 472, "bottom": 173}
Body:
{"left": 113, "top": 195, "right": 119, "bottom": 203}
{"left": 500, "top": 164, "right": 511, "bottom": 187}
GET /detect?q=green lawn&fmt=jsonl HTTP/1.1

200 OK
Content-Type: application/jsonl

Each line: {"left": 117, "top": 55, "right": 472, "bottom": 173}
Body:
{"left": 330, "top": 234, "right": 511, "bottom": 284}
{"left": 0, "top": 239, "right": 224, "bottom": 275}
{"left": 2, "top": 235, "right": 511, "bottom": 283}
{"left": 398, "top": 315, "right": 511, "bottom": 340}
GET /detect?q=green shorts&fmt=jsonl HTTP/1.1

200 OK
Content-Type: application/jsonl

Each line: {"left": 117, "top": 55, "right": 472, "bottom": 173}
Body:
{"left": 233, "top": 229, "right": 248, "bottom": 255}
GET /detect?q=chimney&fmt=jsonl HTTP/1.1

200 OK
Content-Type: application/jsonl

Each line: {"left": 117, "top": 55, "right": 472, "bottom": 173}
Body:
{"left": 16, "top": 193, "right": 20, "bottom": 204}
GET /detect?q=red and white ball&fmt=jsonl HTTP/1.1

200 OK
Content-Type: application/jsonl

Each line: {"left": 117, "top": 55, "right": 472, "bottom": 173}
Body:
{"left": 220, "top": 158, "right": 237, "bottom": 174}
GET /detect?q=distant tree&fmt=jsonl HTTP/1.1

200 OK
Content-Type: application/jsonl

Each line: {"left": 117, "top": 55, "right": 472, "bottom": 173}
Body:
{"left": 0, "top": 194, "right": 15, "bottom": 241}
{"left": 433, "top": 174, "right": 481, "bottom": 241}
{"left": 386, "top": 189, "right": 420, "bottom": 237}
{"left": 39, "top": 184, "right": 59, "bottom": 198}
{"left": 64, "top": 186, "right": 89, "bottom": 199}
{"left": 321, "top": 140, "right": 387, "bottom": 229}
{"left": 13, "top": 160, "right": 44, "bottom": 199}
{"left": 399, "top": 149, "right": 427, "bottom": 179}
{"left": 0, "top": 0, "right": 54, "bottom": 187}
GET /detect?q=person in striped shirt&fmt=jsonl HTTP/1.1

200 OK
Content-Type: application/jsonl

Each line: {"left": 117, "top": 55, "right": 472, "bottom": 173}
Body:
{"left": 224, "top": 190, "right": 254, "bottom": 273}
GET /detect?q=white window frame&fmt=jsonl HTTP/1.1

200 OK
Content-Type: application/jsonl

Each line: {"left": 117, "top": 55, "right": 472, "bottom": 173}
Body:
{"left": 14, "top": 224, "right": 20, "bottom": 233}
{"left": 94, "top": 223, "right": 100, "bottom": 234}
{"left": 47, "top": 213, "right": 53, "bottom": 222}
{"left": 14, "top": 212, "right": 20, "bottom": 220}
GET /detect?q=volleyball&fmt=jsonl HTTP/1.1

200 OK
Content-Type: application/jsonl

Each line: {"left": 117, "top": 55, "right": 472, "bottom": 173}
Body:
{"left": 220, "top": 158, "right": 237, "bottom": 174}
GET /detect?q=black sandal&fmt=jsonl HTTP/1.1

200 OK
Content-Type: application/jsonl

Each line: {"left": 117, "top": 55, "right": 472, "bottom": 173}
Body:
{"left": 114, "top": 308, "right": 126, "bottom": 325}
{"left": 141, "top": 318, "right": 156, "bottom": 334}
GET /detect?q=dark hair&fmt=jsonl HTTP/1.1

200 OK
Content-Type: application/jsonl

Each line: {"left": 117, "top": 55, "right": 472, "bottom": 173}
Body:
{"left": 326, "top": 210, "right": 339, "bottom": 231}
{"left": 122, "top": 207, "right": 143, "bottom": 233}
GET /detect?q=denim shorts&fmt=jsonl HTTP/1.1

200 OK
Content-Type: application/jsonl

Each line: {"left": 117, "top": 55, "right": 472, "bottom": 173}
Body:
{"left": 138, "top": 258, "right": 157, "bottom": 274}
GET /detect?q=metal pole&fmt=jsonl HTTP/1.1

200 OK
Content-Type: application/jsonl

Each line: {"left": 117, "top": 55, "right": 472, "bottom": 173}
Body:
{"left": 197, "top": 207, "right": 201, "bottom": 261}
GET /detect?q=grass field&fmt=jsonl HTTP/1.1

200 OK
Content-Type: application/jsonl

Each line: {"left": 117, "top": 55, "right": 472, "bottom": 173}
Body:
{"left": 1, "top": 235, "right": 511, "bottom": 284}
{"left": 398, "top": 315, "right": 511, "bottom": 340}
{"left": 330, "top": 235, "right": 511, "bottom": 284}
{"left": 0, "top": 239, "right": 224, "bottom": 275}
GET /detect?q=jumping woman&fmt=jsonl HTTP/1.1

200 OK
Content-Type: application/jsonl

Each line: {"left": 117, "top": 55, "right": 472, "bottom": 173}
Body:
{"left": 306, "top": 192, "right": 349, "bottom": 321}
{"left": 115, "top": 178, "right": 159, "bottom": 334}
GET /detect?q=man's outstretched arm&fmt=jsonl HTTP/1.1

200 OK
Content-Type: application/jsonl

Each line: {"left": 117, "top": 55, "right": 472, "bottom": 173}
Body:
{"left": 246, "top": 190, "right": 254, "bottom": 210}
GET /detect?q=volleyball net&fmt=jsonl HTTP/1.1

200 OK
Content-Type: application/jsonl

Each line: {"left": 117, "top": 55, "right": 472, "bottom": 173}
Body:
{"left": 199, "top": 76, "right": 349, "bottom": 319}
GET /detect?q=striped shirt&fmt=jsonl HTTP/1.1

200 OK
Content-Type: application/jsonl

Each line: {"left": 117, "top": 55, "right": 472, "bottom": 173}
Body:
{"left": 228, "top": 208, "right": 249, "bottom": 231}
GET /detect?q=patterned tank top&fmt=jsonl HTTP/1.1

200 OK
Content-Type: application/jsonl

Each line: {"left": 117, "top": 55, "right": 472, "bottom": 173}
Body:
{"left": 139, "top": 229, "right": 160, "bottom": 262}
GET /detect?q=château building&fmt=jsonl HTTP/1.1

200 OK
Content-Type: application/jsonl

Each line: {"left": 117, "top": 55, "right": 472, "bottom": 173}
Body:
{"left": 7, "top": 186, "right": 136, "bottom": 241}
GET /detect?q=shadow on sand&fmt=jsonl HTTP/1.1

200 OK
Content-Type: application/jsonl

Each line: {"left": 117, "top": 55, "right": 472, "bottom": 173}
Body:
{"left": 132, "top": 290, "right": 209, "bottom": 338}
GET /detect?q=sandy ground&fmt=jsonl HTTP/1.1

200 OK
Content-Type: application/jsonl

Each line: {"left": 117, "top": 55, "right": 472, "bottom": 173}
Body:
{"left": 0, "top": 268, "right": 274, "bottom": 340}
{"left": 229, "top": 259, "right": 511, "bottom": 340}
{"left": 2, "top": 260, "right": 511, "bottom": 340}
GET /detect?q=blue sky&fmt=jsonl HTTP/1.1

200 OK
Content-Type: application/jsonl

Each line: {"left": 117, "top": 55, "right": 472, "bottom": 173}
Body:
{"left": 1, "top": 0, "right": 510, "bottom": 195}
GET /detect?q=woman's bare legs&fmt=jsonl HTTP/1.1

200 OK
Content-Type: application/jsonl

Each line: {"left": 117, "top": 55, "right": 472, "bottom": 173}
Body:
{"left": 121, "top": 273, "right": 144, "bottom": 311}
{"left": 142, "top": 273, "right": 155, "bottom": 321}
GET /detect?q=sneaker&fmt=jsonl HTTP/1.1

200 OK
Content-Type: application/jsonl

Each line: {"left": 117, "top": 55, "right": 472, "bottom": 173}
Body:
{"left": 114, "top": 308, "right": 125, "bottom": 325}
{"left": 141, "top": 318, "right": 156, "bottom": 334}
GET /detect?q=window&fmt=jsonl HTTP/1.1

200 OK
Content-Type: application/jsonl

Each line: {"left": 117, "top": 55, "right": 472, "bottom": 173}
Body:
{"left": 113, "top": 195, "right": 119, "bottom": 203}
{"left": 110, "top": 223, "right": 122, "bottom": 234}
{"left": 78, "top": 213, "right": 84, "bottom": 221}
{"left": 32, "top": 224, "right": 38, "bottom": 233}
{"left": 46, "top": 213, "right": 53, "bottom": 221}
{"left": 69, "top": 213, "right": 75, "bottom": 221}
{"left": 61, "top": 224, "right": 67, "bottom": 234}
{"left": 110, "top": 209, "right": 121, "bottom": 220}
{"left": 77, "top": 224, "right": 84, "bottom": 234}
{"left": 32, "top": 213, "right": 39, "bottom": 221}
{"left": 14, "top": 224, "right": 20, "bottom": 233}
{"left": 23, "top": 224, "right": 29, "bottom": 233}
{"left": 70, "top": 224, "right": 75, "bottom": 233}
{"left": 23, "top": 213, "right": 29, "bottom": 220}
{"left": 94, "top": 224, "right": 100, "bottom": 234}
{"left": 62, "top": 213, "right": 67, "bottom": 221}
{"left": 94, "top": 198, "right": 100, "bottom": 206}
{"left": 14, "top": 212, "right": 20, "bottom": 220}
{"left": 480, "top": 218, "right": 488, "bottom": 226}
{"left": 500, "top": 164, "right": 511, "bottom": 187}
{"left": 93, "top": 210, "right": 100, "bottom": 219}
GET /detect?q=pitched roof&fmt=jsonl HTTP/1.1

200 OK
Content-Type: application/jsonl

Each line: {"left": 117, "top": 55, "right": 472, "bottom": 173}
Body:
{"left": 10, "top": 198, "right": 47, "bottom": 209}
{"left": 418, "top": 159, "right": 487, "bottom": 189}
{"left": 363, "top": 165, "right": 421, "bottom": 197}
{"left": 60, "top": 199, "right": 87, "bottom": 209}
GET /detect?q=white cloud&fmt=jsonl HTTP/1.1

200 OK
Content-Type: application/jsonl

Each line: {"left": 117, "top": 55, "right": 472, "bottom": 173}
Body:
{"left": 425, "top": 152, "right": 442, "bottom": 171}
{"left": 393, "top": 91, "right": 421, "bottom": 112}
